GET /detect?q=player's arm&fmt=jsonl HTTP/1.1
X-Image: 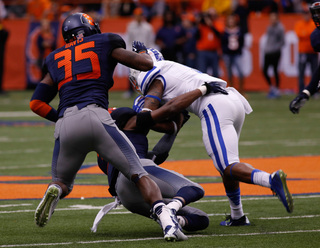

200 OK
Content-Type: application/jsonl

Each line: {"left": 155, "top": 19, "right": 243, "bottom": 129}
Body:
{"left": 136, "top": 82, "right": 227, "bottom": 129}
{"left": 29, "top": 73, "right": 58, "bottom": 122}
{"left": 111, "top": 42, "right": 153, "bottom": 71}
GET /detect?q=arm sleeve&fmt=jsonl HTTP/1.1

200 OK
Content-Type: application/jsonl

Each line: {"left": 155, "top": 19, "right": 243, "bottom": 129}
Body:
{"left": 107, "top": 33, "right": 126, "bottom": 50}
{"left": 148, "top": 133, "right": 177, "bottom": 165}
{"left": 30, "top": 83, "right": 58, "bottom": 122}
{"left": 139, "top": 66, "right": 161, "bottom": 95}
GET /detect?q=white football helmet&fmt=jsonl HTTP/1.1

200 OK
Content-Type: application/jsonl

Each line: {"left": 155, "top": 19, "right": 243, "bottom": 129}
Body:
{"left": 147, "top": 47, "right": 164, "bottom": 63}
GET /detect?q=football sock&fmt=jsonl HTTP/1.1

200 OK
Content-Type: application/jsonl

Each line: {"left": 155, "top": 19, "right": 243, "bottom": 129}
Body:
{"left": 177, "top": 216, "right": 186, "bottom": 227}
{"left": 226, "top": 188, "right": 244, "bottom": 219}
{"left": 166, "top": 198, "right": 183, "bottom": 212}
{"left": 251, "top": 169, "right": 271, "bottom": 188}
{"left": 152, "top": 201, "right": 174, "bottom": 229}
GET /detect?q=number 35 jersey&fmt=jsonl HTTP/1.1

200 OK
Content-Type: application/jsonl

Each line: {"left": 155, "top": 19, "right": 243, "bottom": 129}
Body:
{"left": 44, "top": 33, "right": 126, "bottom": 117}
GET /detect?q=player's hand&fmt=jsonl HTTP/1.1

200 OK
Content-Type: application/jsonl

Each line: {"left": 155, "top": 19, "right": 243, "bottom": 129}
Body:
{"left": 289, "top": 92, "right": 309, "bottom": 114}
{"left": 204, "top": 82, "right": 228, "bottom": 95}
{"left": 132, "top": 41, "right": 148, "bottom": 54}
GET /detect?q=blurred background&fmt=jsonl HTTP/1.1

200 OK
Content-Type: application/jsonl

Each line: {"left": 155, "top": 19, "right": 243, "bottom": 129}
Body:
{"left": 0, "top": 0, "right": 318, "bottom": 97}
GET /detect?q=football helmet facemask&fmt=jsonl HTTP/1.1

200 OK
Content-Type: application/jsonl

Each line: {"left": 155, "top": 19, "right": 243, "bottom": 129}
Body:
{"left": 62, "top": 13, "right": 101, "bottom": 43}
{"left": 310, "top": 2, "right": 320, "bottom": 29}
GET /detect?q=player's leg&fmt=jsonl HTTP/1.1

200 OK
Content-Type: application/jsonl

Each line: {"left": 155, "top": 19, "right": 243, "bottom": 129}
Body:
{"left": 115, "top": 160, "right": 207, "bottom": 231}
{"left": 92, "top": 106, "right": 186, "bottom": 241}
{"left": 201, "top": 100, "right": 248, "bottom": 225}
{"left": 35, "top": 107, "right": 90, "bottom": 227}
{"left": 176, "top": 206, "right": 209, "bottom": 232}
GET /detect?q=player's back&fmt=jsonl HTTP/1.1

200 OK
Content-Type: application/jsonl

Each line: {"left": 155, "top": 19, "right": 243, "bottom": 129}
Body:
{"left": 45, "top": 32, "right": 126, "bottom": 117}
{"left": 137, "top": 60, "right": 226, "bottom": 102}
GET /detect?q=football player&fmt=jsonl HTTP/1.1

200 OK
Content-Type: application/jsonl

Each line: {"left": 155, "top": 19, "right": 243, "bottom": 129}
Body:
{"left": 92, "top": 83, "right": 227, "bottom": 233}
{"left": 30, "top": 12, "right": 187, "bottom": 241}
{"left": 130, "top": 45, "right": 294, "bottom": 226}
{"left": 290, "top": 2, "right": 320, "bottom": 114}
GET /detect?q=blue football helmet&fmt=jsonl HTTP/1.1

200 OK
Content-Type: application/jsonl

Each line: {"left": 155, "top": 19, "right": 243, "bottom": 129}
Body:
{"left": 62, "top": 13, "right": 101, "bottom": 43}
{"left": 310, "top": 2, "right": 320, "bottom": 29}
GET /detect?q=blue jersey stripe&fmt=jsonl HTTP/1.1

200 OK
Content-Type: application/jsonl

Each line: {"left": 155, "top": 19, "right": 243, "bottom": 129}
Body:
{"left": 140, "top": 66, "right": 160, "bottom": 94}
{"left": 203, "top": 108, "right": 224, "bottom": 172}
{"left": 157, "top": 75, "right": 166, "bottom": 92}
{"left": 208, "top": 104, "right": 229, "bottom": 167}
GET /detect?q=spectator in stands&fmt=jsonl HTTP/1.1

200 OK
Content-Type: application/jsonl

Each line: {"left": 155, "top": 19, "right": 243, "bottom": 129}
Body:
{"left": 0, "top": 0, "right": 8, "bottom": 95}
{"left": 37, "top": 19, "right": 56, "bottom": 77}
{"left": 222, "top": 14, "right": 245, "bottom": 94}
{"left": 195, "top": 8, "right": 224, "bottom": 77}
{"left": 181, "top": 12, "right": 197, "bottom": 68}
{"left": 233, "top": 0, "right": 250, "bottom": 34}
{"left": 294, "top": 9, "right": 318, "bottom": 93}
{"left": 123, "top": 7, "right": 155, "bottom": 98}
{"left": 155, "top": 9, "right": 186, "bottom": 62}
{"left": 119, "top": 0, "right": 136, "bottom": 17}
{"left": 6, "top": 0, "right": 26, "bottom": 18}
{"left": 27, "top": 0, "right": 52, "bottom": 21}
{"left": 262, "top": 12, "right": 285, "bottom": 98}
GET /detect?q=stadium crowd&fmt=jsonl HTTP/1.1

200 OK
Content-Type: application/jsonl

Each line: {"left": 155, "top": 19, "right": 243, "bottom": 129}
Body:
{"left": 0, "top": 0, "right": 319, "bottom": 95}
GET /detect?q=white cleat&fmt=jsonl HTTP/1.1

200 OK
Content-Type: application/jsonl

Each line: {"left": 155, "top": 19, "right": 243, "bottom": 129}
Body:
{"left": 160, "top": 206, "right": 188, "bottom": 242}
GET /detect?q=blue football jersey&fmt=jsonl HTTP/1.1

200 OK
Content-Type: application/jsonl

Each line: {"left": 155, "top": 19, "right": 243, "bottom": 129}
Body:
{"left": 44, "top": 33, "right": 126, "bottom": 117}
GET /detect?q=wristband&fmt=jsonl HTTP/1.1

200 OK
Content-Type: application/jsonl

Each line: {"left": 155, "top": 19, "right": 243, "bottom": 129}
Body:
{"left": 302, "top": 89, "right": 311, "bottom": 97}
{"left": 141, "top": 108, "right": 152, "bottom": 112}
{"left": 198, "top": 85, "right": 207, "bottom": 96}
{"left": 136, "top": 111, "right": 155, "bottom": 130}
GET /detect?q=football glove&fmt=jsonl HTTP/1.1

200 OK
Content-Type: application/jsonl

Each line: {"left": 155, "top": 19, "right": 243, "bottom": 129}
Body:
{"left": 204, "top": 82, "right": 228, "bottom": 95}
{"left": 289, "top": 92, "right": 309, "bottom": 114}
{"left": 132, "top": 41, "right": 148, "bottom": 54}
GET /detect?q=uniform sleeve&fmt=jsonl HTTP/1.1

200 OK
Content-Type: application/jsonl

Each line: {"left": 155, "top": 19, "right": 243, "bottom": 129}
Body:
{"left": 107, "top": 33, "right": 126, "bottom": 51}
{"left": 138, "top": 65, "right": 161, "bottom": 95}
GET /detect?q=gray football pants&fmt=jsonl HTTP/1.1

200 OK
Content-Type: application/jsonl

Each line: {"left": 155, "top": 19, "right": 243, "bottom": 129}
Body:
{"left": 115, "top": 158, "right": 207, "bottom": 218}
{"left": 52, "top": 104, "right": 148, "bottom": 192}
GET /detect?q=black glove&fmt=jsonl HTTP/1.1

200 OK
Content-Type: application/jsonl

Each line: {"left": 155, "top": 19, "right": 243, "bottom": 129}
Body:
{"left": 289, "top": 92, "right": 309, "bottom": 114}
{"left": 204, "top": 82, "right": 228, "bottom": 95}
{"left": 132, "top": 41, "right": 148, "bottom": 54}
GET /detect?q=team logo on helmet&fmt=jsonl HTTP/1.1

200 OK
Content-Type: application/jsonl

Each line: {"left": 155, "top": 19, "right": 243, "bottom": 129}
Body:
{"left": 82, "top": 13, "right": 95, "bottom": 25}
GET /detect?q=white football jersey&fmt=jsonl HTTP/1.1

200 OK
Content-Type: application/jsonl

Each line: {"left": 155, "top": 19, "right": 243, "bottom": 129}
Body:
{"left": 134, "top": 60, "right": 228, "bottom": 114}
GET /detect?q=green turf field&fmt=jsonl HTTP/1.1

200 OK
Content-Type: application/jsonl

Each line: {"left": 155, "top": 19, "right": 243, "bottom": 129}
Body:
{"left": 0, "top": 90, "right": 319, "bottom": 247}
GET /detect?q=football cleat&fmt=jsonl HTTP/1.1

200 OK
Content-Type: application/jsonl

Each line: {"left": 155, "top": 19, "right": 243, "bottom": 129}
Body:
{"left": 155, "top": 206, "right": 188, "bottom": 241}
{"left": 220, "top": 215, "right": 250, "bottom": 226}
{"left": 270, "top": 170, "right": 294, "bottom": 213}
{"left": 35, "top": 184, "right": 61, "bottom": 227}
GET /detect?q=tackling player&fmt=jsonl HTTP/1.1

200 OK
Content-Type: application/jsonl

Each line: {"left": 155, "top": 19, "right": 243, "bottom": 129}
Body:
{"left": 30, "top": 12, "right": 186, "bottom": 241}
{"left": 92, "top": 82, "right": 227, "bottom": 233}
{"left": 290, "top": 2, "right": 320, "bottom": 113}
{"left": 130, "top": 45, "right": 294, "bottom": 226}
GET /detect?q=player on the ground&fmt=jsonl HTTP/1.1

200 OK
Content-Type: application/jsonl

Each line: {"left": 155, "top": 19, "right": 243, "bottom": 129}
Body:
{"left": 290, "top": 2, "right": 320, "bottom": 113}
{"left": 29, "top": 12, "right": 187, "bottom": 241}
{"left": 130, "top": 46, "right": 294, "bottom": 226}
{"left": 92, "top": 83, "right": 226, "bottom": 233}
